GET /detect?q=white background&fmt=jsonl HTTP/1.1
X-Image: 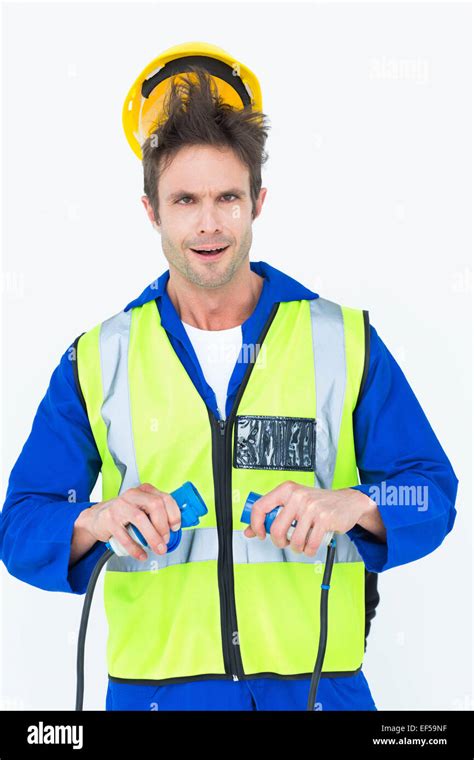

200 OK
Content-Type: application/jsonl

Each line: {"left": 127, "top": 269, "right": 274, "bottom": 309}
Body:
{"left": 0, "top": 1, "right": 472, "bottom": 711}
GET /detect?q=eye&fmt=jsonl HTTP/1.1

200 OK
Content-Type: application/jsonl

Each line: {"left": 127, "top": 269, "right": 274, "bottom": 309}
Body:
{"left": 176, "top": 194, "right": 239, "bottom": 205}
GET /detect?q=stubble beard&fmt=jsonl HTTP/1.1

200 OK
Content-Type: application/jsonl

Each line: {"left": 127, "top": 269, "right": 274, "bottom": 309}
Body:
{"left": 161, "top": 226, "right": 252, "bottom": 290}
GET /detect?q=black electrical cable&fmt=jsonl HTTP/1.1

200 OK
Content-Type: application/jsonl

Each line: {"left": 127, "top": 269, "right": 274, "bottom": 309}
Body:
{"left": 75, "top": 547, "right": 113, "bottom": 711}
{"left": 76, "top": 538, "right": 337, "bottom": 712}
{"left": 306, "top": 537, "right": 337, "bottom": 711}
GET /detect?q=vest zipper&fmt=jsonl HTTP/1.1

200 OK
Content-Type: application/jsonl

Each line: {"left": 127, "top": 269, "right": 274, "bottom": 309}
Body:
{"left": 210, "top": 413, "right": 243, "bottom": 680}
{"left": 208, "top": 302, "right": 280, "bottom": 682}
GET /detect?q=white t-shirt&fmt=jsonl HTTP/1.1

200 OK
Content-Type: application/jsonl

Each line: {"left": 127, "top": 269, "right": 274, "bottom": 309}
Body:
{"left": 182, "top": 320, "right": 243, "bottom": 420}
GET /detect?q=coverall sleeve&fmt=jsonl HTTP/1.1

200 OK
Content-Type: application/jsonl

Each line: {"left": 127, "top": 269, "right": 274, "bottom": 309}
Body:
{"left": 346, "top": 324, "right": 459, "bottom": 573}
{"left": 0, "top": 340, "right": 107, "bottom": 595}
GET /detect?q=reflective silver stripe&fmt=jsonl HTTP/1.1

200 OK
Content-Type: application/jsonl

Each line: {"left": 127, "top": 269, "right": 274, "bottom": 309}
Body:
{"left": 309, "top": 299, "right": 363, "bottom": 563}
{"left": 106, "top": 526, "right": 362, "bottom": 571}
{"left": 99, "top": 310, "right": 140, "bottom": 495}
{"left": 107, "top": 527, "right": 219, "bottom": 572}
{"left": 309, "top": 298, "right": 346, "bottom": 490}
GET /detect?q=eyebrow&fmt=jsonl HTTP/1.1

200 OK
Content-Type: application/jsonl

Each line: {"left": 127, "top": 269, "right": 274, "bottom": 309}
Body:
{"left": 166, "top": 188, "right": 247, "bottom": 202}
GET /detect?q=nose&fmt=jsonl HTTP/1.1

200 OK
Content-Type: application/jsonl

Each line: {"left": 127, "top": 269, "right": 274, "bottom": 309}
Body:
{"left": 196, "top": 200, "right": 223, "bottom": 235}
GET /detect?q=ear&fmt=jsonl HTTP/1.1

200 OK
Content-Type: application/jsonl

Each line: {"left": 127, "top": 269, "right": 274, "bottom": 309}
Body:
{"left": 141, "top": 195, "right": 160, "bottom": 228}
{"left": 253, "top": 187, "right": 267, "bottom": 220}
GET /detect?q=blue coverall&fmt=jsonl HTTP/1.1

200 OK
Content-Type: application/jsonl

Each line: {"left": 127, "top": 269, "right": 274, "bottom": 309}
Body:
{"left": 0, "top": 260, "right": 458, "bottom": 710}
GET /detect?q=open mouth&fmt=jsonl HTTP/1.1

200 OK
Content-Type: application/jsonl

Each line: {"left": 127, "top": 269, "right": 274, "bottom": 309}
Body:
{"left": 189, "top": 245, "right": 230, "bottom": 259}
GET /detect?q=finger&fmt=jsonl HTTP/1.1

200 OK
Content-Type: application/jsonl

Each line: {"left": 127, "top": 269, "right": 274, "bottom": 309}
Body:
{"left": 159, "top": 491, "right": 182, "bottom": 532}
{"left": 125, "top": 508, "right": 168, "bottom": 555}
{"left": 269, "top": 504, "right": 299, "bottom": 548}
{"left": 134, "top": 485, "right": 182, "bottom": 534}
{"left": 140, "top": 494, "right": 171, "bottom": 543}
{"left": 250, "top": 480, "right": 298, "bottom": 539}
{"left": 288, "top": 509, "right": 315, "bottom": 553}
{"left": 121, "top": 489, "right": 171, "bottom": 550}
{"left": 244, "top": 525, "right": 256, "bottom": 537}
{"left": 112, "top": 525, "right": 148, "bottom": 560}
{"left": 249, "top": 496, "right": 267, "bottom": 540}
{"left": 302, "top": 524, "right": 326, "bottom": 557}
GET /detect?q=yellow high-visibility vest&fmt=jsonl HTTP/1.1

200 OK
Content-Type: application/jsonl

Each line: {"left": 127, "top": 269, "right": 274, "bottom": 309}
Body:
{"left": 76, "top": 295, "right": 369, "bottom": 684}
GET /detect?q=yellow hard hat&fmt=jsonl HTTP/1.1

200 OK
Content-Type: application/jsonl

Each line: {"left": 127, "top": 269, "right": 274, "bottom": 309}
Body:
{"left": 122, "top": 41, "right": 263, "bottom": 160}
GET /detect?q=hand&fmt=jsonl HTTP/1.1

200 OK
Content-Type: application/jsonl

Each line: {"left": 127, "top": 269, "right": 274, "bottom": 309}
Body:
{"left": 77, "top": 483, "right": 181, "bottom": 561}
{"left": 243, "top": 480, "right": 377, "bottom": 557}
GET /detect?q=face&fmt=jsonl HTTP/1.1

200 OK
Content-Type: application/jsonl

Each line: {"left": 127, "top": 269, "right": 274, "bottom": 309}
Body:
{"left": 141, "top": 144, "right": 266, "bottom": 289}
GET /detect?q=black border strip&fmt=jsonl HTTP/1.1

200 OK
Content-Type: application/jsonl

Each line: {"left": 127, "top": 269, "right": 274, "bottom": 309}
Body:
{"left": 71, "top": 332, "right": 88, "bottom": 415}
{"left": 354, "top": 310, "right": 370, "bottom": 411}
{"left": 108, "top": 664, "right": 363, "bottom": 687}
{"left": 364, "top": 568, "right": 380, "bottom": 652}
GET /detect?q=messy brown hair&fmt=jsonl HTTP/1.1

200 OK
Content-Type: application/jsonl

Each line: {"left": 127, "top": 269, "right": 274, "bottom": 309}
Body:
{"left": 142, "top": 65, "right": 270, "bottom": 222}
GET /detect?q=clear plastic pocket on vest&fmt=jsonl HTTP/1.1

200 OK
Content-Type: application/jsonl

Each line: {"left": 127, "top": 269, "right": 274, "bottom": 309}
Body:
{"left": 233, "top": 415, "right": 316, "bottom": 471}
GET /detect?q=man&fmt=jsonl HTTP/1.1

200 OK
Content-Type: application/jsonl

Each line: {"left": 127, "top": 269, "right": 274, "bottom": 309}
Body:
{"left": 0, "top": 66, "right": 458, "bottom": 711}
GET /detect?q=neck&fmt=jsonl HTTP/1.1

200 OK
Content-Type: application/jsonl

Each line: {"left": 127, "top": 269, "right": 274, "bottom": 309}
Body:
{"left": 166, "top": 263, "right": 264, "bottom": 330}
